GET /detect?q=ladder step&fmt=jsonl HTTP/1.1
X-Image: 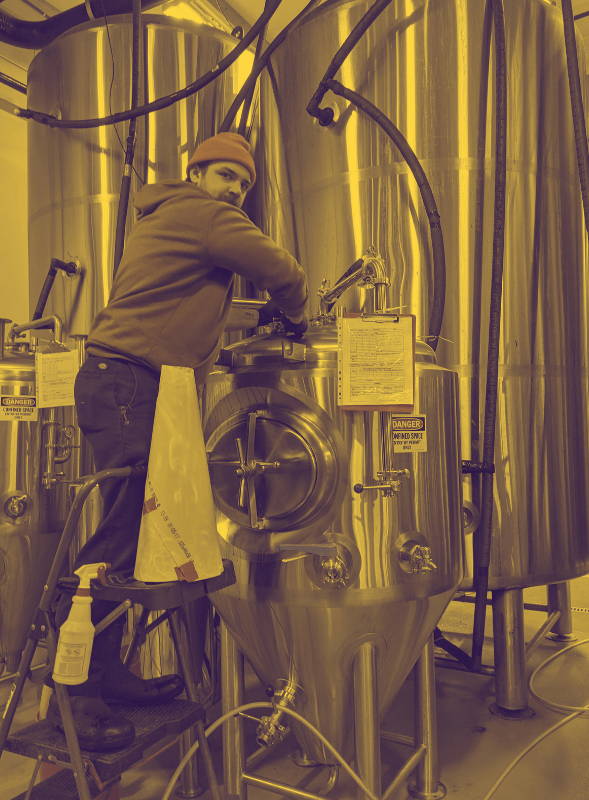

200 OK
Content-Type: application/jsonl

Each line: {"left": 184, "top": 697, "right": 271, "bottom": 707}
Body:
{"left": 6, "top": 699, "right": 204, "bottom": 782}
{"left": 9, "top": 767, "right": 109, "bottom": 799}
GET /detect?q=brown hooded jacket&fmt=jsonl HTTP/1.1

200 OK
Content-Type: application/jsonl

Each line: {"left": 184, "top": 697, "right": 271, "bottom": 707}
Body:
{"left": 87, "top": 180, "right": 307, "bottom": 381}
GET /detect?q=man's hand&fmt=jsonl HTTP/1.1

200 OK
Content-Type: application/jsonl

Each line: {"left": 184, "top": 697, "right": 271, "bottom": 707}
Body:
{"left": 282, "top": 315, "right": 308, "bottom": 339}
{"left": 257, "top": 300, "right": 282, "bottom": 326}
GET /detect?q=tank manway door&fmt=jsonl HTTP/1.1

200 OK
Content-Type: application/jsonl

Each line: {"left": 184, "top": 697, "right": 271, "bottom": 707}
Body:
{"left": 206, "top": 394, "right": 343, "bottom": 535}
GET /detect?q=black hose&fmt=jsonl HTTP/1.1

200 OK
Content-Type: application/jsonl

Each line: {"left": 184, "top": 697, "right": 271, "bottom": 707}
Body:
{"left": 324, "top": 80, "right": 446, "bottom": 349}
{"left": 0, "top": 0, "right": 160, "bottom": 49}
{"left": 112, "top": 0, "right": 140, "bottom": 276}
{"left": 433, "top": 628, "right": 472, "bottom": 669}
{"left": 219, "top": 0, "right": 318, "bottom": 134}
{"left": 307, "top": 0, "right": 393, "bottom": 125}
{"left": 561, "top": 0, "right": 589, "bottom": 234}
{"left": 470, "top": 0, "right": 507, "bottom": 672}
{"left": 32, "top": 258, "right": 78, "bottom": 320}
{"left": 15, "top": 0, "right": 282, "bottom": 129}
{"left": 237, "top": 0, "right": 270, "bottom": 138}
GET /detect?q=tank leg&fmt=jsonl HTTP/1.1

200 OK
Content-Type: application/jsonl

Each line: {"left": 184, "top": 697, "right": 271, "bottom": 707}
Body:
{"left": 353, "top": 641, "right": 381, "bottom": 797}
{"left": 409, "top": 635, "right": 446, "bottom": 800}
{"left": 169, "top": 611, "right": 203, "bottom": 799}
{"left": 490, "top": 589, "right": 533, "bottom": 718}
{"left": 221, "top": 622, "right": 246, "bottom": 800}
{"left": 546, "top": 582, "right": 577, "bottom": 641}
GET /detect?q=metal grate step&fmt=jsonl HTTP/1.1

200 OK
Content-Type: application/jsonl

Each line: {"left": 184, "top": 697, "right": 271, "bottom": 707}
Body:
{"left": 9, "top": 767, "right": 109, "bottom": 800}
{"left": 5, "top": 699, "right": 204, "bottom": 783}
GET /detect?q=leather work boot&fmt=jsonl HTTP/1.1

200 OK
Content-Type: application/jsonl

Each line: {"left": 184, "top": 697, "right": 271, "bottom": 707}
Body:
{"left": 47, "top": 694, "right": 135, "bottom": 752}
{"left": 101, "top": 660, "right": 185, "bottom": 705}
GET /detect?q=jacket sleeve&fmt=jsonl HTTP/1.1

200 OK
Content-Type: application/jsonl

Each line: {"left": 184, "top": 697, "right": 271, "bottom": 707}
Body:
{"left": 206, "top": 203, "right": 308, "bottom": 320}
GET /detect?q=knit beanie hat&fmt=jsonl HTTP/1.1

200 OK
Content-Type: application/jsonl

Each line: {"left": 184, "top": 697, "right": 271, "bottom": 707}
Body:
{"left": 186, "top": 132, "right": 256, "bottom": 185}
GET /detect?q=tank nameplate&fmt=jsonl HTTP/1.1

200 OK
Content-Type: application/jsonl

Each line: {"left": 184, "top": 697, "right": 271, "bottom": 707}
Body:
{"left": 0, "top": 396, "right": 38, "bottom": 422}
{"left": 391, "top": 416, "right": 427, "bottom": 453}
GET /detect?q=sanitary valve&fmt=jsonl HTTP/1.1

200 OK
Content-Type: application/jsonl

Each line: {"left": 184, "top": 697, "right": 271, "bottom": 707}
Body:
{"left": 398, "top": 541, "right": 437, "bottom": 575}
{"left": 353, "top": 469, "right": 410, "bottom": 497}
{"left": 256, "top": 679, "right": 298, "bottom": 748}
{"left": 4, "top": 494, "right": 29, "bottom": 519}
{"left": 278, "top": 543, "right": 352, "bottom": 588}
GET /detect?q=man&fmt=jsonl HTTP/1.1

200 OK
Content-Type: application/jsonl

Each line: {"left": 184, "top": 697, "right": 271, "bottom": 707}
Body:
{"left": 49, "top": 132, "right": 308, "bottom": 750}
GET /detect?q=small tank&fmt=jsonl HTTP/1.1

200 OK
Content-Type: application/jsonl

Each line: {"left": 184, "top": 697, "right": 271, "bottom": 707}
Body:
{"left": 203, "top": 318, "right": 464, "bottom": 760}
{"left": 0, "top": 320, "right": 77, "bottom": 672}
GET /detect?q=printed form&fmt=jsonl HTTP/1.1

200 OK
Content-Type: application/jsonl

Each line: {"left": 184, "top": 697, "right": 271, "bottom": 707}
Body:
{"left": 337, "top": 315, "right": 415, "bottom": 411}
{"left": 36, "top": 349, "right": 78, "bottom": 408}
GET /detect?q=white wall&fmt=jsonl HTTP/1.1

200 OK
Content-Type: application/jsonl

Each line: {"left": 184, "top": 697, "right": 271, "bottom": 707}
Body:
{"left": 0, "top": 82, "right": 29, "bottom": 324}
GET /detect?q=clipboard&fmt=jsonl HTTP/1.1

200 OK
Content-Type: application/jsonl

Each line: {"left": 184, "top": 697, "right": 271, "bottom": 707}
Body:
{"left": 337, "top": 314, "right": 415, "bottom": 412}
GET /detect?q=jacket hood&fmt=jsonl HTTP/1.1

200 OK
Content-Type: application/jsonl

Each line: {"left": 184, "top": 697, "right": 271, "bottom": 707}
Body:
{"left": 135, "top": 179, "right": 204, "bottom": 218}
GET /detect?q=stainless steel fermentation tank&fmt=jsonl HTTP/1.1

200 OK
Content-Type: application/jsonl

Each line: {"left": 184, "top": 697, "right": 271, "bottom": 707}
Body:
{"left": 257, "top": 0, "right": 589, "bottom": 591}
{"left": 27, "top": 14, "right": 255, "bottom": 337}
{"left": 203, "top": 326, "right": 464, "bottom": 764}
{"left": 0, "top": 320, "right": 79, "bottom": 674}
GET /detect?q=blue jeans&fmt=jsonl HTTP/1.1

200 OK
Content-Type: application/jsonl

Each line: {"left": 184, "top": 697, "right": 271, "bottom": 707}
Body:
{"left": 56, "top": 355, "right": 159, "bottom": 692}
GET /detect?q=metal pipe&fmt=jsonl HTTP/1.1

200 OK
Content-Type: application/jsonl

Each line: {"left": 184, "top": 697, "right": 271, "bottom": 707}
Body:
{"left": 242, "top": 772, "right": 326, "bottom": 800}
{"left": 525, "top": 611, "right": 561, "bottom": 660}
{"left": 11, "top": 314, "right": 63, "bottom": 344}
{"left": 353, "top": 641, "right": 381, "bottom": 796}
{"left": 409, "top": 636, "right": 445, "bottom": 800}
{"left": 491, "top": 589, "right": 529, "bottom": 714}
{"left": 434, "top": 657, "right": 494, "bottom": 676}
{"left": 454, "top": 595, "right": 550, "bottom": 613}
{"left": 168, "top": 613, "right": 203, "bottom": 799}
{"left": 221, "top": 622, "right": 246, "bottom": 800}
{"left": 0, "top": 318, "right": 10, "bottom": 360}
{"left": 547, "top": 582, "right": 576, "bottom": 640}
{"left": 380, "top": 731, "right": 416, "bottom": 748}
{"left": 382, "top": 745, "right": 427, "bottom": 800}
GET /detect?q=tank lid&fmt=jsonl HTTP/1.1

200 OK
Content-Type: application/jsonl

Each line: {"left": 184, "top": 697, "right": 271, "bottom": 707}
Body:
{"left": 216, "top": 320, "right": 436, "bottom": 369}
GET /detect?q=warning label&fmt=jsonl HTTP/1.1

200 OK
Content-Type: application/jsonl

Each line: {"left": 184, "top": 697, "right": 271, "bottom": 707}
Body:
{"left": 391, "top": 416, "right": 427, "bottom": 452}
{"left": 0, "top": 395, "right": 39, "bottom": 422}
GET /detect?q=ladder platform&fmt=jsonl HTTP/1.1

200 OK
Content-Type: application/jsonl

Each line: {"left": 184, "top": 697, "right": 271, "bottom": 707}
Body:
{"left": 57, "top": 559, "right": 236, "bottom": 610}
{"left": 5, "top": 698, "right": 204, "bottom": 782}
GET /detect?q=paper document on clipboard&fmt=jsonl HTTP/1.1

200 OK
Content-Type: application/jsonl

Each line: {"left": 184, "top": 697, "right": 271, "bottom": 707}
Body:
{"left": 337, "top": 315, "right": 415, "bottom": 411}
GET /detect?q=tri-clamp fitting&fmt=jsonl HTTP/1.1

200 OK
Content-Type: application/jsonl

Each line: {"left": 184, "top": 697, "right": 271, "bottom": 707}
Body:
{"left": 398, "top": 541, "right": 438, "bottom": 575}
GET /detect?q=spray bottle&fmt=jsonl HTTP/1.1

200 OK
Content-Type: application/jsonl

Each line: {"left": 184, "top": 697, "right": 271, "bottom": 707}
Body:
{"left": 52, "top": 562, "right": 108, "bottom": 685}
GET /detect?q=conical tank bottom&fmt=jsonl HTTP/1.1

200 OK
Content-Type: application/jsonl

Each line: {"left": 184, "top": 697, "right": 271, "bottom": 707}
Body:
{"left": 213, "top": 586, "right": 454, "bottom": 763}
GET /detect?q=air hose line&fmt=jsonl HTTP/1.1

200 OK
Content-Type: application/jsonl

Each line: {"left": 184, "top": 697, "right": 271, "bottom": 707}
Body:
{"left": 15, "top": 0, "right": 283, "bottom": 129}
{"left": 323, "top": 79, "right": 446, "bottom": 349}
{"left": 306, "top": 0, "right": 445, "bottom": 347}
{"left": 219, "top": 0, "right": 319, "bottom": 134}
{"left": 112, "top": 0, "right": 141, "bottom": 276}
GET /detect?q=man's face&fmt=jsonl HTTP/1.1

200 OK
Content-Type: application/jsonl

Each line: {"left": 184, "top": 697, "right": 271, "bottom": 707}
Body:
{"left": 191, "top": 161, "right": 252, "bottom": 208}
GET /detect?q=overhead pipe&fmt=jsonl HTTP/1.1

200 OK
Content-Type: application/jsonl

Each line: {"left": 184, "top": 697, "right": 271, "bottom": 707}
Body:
{"left": 0, "top": 0, "right": 161, "bottom": 49}
{"left": 0, "top": 71, "right": 26, "bottom": 94}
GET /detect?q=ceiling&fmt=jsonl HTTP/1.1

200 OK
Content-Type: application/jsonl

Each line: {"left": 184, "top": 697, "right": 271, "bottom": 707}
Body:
{"left": 2, "top": 0, "right": 589, "bottom": 85}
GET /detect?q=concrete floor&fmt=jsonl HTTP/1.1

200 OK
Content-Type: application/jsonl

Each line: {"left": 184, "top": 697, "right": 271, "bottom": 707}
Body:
{"left": 2, "top": 578, "right": 589, "bottom": 800}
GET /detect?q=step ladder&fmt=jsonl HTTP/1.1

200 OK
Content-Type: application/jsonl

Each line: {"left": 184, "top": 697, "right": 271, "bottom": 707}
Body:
{"left": 0, "top": 466, "right": 235, "bottom": 800}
